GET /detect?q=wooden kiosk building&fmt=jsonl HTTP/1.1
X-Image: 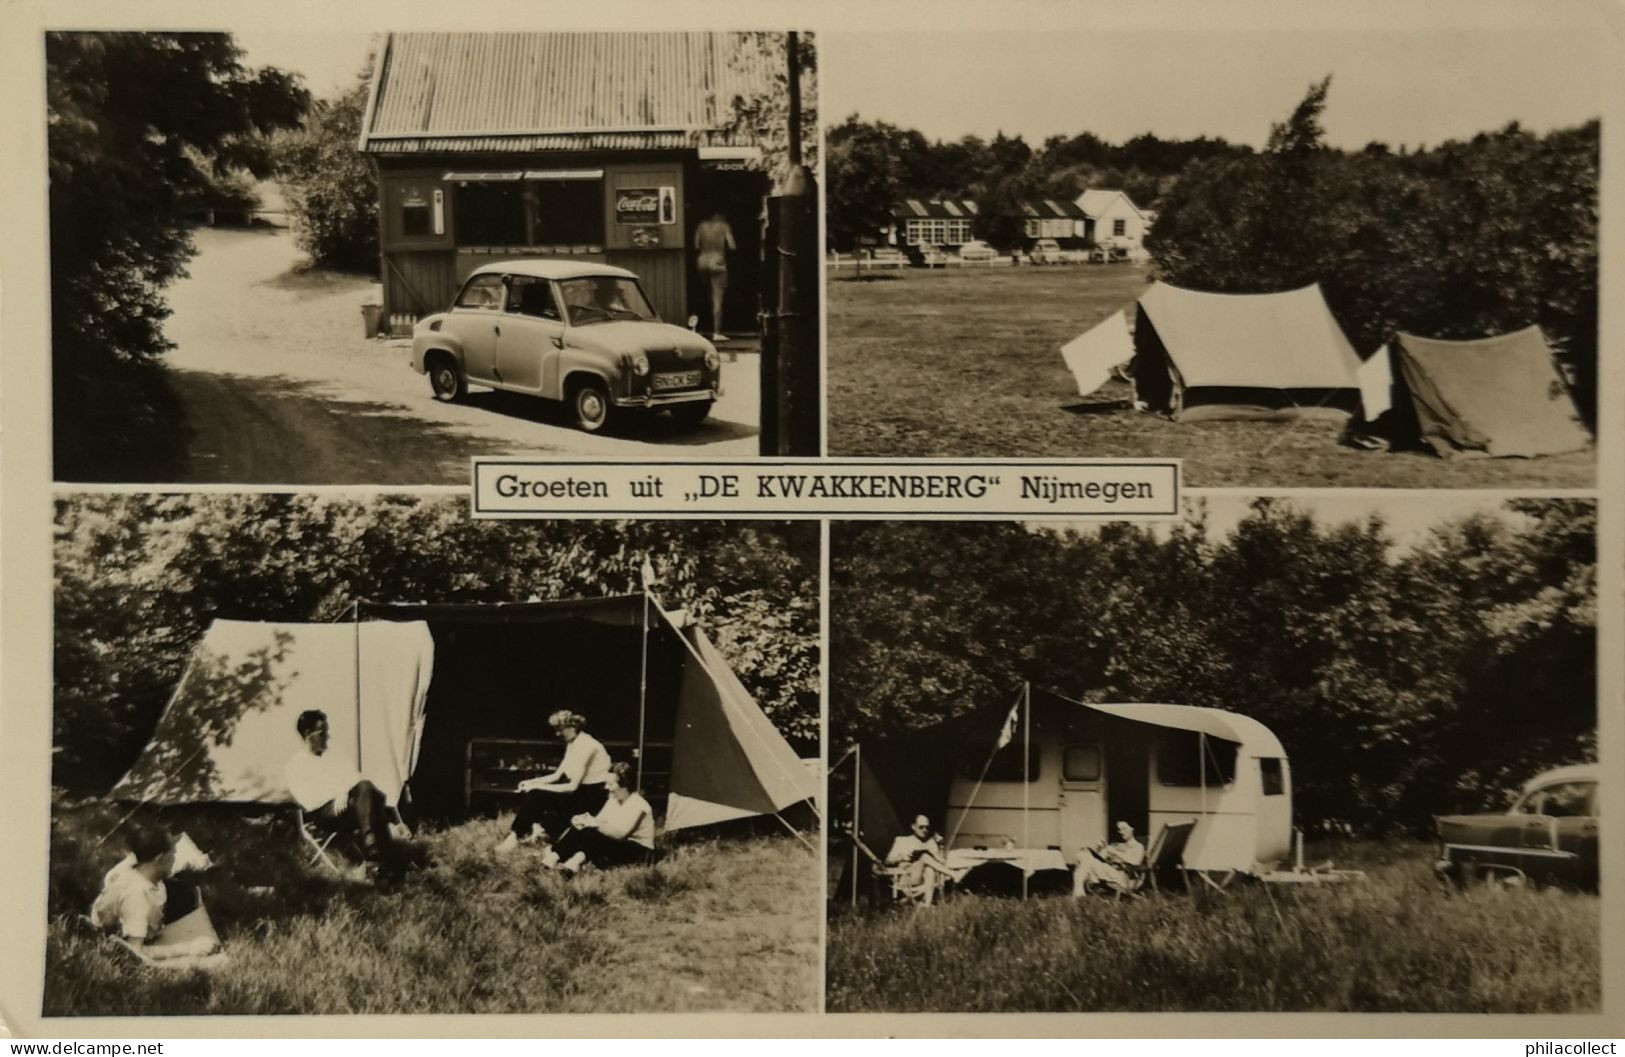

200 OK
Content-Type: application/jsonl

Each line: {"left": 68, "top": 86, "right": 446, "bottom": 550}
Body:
{"left": 359, "top": 33, "right": 774, "bottom": 328}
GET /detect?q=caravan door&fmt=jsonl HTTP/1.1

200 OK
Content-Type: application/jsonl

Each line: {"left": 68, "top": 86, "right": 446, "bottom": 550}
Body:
{"left": 1058, "top": 742, "right": 1107, "bottom": 863}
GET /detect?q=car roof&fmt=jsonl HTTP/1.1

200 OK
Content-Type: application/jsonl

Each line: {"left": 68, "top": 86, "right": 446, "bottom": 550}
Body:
{"left": 467, "top": 259, "right": 640, "bottom": 281}
{"left": 1521, "top": 762, "right": 1598, "bottom": 794}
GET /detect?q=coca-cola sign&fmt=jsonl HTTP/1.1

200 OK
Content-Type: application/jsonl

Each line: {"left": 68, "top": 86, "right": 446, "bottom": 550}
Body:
{"left": 615, "top": 188, "right": 661, "bottom": 223}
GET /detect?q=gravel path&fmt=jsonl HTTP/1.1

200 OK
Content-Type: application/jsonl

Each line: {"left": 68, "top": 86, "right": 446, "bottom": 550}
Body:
{"left": 162, "top": 227, "right": 760, "bottom": 485}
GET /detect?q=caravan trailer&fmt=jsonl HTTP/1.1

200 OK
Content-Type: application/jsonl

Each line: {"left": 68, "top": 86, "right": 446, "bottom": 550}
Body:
{"left": 946, "top": 701, "right": 1292, "bottom": 877}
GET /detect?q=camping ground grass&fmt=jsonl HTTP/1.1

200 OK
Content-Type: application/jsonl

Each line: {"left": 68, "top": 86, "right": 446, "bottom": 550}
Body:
{"left": 826, "top": 267, "right": 1595, "bottom": 488}
{"left": 825, "top": 840, "right": 1599, "bottom": 1012}
{"left": 45, "top": 799, "right": 819, "bottom": 1015}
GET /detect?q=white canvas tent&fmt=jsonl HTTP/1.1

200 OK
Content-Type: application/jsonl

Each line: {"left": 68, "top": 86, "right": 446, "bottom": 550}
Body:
{"left": 1060, "top": 310, "right": 1135, "bottom": 396}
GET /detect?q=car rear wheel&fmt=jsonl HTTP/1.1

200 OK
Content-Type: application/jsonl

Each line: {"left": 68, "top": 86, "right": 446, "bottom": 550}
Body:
{"left": 570, "top": 379, "right": 612, "bottom": 433}
{"left": 428, "top": 356, "right": 465, "bottom": 403}
{"left": 668, "top": 401, "right": 713, "bottom": 429}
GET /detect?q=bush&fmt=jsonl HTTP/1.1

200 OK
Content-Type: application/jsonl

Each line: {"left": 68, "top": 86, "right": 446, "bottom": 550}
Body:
{"left": 276, "top": 70, "right": 378, "bottom": 272}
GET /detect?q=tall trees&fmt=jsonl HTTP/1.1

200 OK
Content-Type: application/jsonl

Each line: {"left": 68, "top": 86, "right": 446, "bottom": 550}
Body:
{"left": 275, "top": 66, "right": 378, "bottom": 272}
{"left": 47, "top": 33, "right": 307, "bottom": 480}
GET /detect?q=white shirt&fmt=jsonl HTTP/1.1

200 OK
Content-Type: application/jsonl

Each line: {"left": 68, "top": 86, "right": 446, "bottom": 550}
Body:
{"left": 90, "top": 855, "right": 166, "bottom": 942}
{"left": 885, "top": 833, "right": 944, "bottom": 866}
{"left": 284, "top": 746, "right": 362, "bottom": 812}
{"left": 593, "top": 792, "right": 656, "bottom": 849}
{"left": 559, "top": 733, "right": 611, "bottom": 788}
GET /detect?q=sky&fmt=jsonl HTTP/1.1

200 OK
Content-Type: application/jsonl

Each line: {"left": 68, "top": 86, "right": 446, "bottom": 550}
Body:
{"left": 234, "top": 32, "right": 377, "bottom": 100}
{"left": 821, "top": 25, "right": 1608, "bottom": 150}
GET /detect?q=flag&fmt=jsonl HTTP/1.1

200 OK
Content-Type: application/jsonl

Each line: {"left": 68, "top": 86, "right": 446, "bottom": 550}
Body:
{"left": 995, "top": 701, "right": 1020, "bottom": 750}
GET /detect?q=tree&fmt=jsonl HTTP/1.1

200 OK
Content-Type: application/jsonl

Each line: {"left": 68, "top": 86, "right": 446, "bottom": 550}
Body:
{"left": 275, "top": 65, "right": 378, "bottom": 272}
{"left": 47, "top": 32, "right": 308, "bottom": 480}
{"left": 723, "top": 32, "right": 819, "bottom": 191}
{"left": 824, "top": 115, "right": 903, "bottom": 253}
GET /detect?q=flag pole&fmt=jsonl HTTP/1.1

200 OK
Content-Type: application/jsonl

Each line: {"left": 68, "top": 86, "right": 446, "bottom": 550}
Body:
{"left": 1021, "top": 681, "right": 1031, "bottom": 901}
{"left": 636, "top": 590, "right": 650, "bottom": 790}
{"left": 353, "top": 600, "right": 363, "bottom": 773}
{"left": 851, "top": 742, "right": 862, "bottom": 908}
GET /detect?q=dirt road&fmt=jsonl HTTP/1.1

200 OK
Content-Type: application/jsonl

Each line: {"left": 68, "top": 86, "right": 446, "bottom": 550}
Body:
{"left": 162, "top": 227, "right": 760, "bottom": 485}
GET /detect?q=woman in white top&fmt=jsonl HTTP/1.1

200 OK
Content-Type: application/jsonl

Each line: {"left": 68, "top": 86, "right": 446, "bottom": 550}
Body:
{"left": 495, "top": 709, "right": 611, "bottom": 853}
{"left": 543, "top": 762, "right": 657, "bottom": 874}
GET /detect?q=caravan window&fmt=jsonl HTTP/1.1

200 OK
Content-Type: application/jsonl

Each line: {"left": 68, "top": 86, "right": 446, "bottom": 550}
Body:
{"left": 1260, "top": 757, "right": 1285, "bottom": 796}
{"left": 1157, "top": 732, "right": 1237, "bottom": 787}
{"left": 1062, "top": 744, "right": 1102, "bottom": 782}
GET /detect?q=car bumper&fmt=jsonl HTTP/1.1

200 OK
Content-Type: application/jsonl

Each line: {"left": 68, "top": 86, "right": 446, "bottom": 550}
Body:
{"left": 613, "top": 387, "right": 719, "bottom": 409}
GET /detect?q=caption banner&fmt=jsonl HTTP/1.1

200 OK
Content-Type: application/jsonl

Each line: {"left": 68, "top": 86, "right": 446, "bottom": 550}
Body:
{"left": 471, "top": 459, "right": 1180, "bottom": 519}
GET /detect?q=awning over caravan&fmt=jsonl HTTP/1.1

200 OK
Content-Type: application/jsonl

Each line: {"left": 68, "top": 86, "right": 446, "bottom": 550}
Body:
{"left": 1391, "top": 327, "right": 1590, "bottom": 458}
{"left": 1132, "top": 282, "right": 1362, "bottom": 419}
{"left": 110, "top": 620, "right": 435, "bottom": 806}
{"left": 1060, "top": 310, "right": 1134, "bottom": 396}
{"left": 664, "top": 619, "right": 820, "bottom": 831}
{"left": 1080, "top": 702, "right": 1285, "bottom": 757}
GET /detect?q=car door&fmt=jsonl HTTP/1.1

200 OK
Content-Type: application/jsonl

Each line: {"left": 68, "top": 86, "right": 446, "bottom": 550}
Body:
{"left": 445, "top": 273, "right": 505, "bottom": 383}
{"left": 495, "top": 276, "right": 564, "bottom": 393}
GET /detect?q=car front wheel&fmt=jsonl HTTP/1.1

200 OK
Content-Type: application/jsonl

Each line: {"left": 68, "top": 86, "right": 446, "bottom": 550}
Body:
{"left": 428, "top": 357, "right": 465, "bottom": 403}
{"left": 570, "top": 379, "right": 612, "bottom": 433}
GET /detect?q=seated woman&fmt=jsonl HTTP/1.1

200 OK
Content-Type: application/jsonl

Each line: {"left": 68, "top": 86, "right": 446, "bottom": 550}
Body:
{"left": 1073, "top": 820, "right": 1146, "bottom": 895}
{"left": 542, "top": 762, "right": 656, "bottom": 874}
{"left": 495, "top": 709, "right": 610, "bottom": 854}
{"left": 90, "top": 826, "right": 215, "bottom": 960}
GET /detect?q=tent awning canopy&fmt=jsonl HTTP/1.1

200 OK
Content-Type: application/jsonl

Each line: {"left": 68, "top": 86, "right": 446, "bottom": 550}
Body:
{"left": 1073, "top": 701, "right": 1285, "bottom": 757}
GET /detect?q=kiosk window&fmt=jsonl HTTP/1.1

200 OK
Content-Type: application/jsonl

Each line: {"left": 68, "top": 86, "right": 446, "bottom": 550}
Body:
{"left": 1157, "top": 733, "right": 1237, "bottom": 787}
{"left": 529, "top": 179, "right": 604, "bottom": 246}
{"left": 1062, "top": 745, "right": 1102, "bottom": 782}
{"left": 456, "top": 182, "right": 527, "bottom": 245}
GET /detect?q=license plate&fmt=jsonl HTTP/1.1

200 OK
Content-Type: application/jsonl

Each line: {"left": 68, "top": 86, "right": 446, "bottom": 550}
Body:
{"left": 652, "top": 370, "right": 701, "bottom": 391}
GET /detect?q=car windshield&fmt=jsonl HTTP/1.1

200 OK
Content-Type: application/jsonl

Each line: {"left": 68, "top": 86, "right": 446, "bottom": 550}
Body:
{"left": 558, "top": 277, "right": 657, "bottom": 326}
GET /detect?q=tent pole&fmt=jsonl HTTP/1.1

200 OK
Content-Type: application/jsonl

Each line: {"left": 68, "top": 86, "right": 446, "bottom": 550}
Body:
{"left": 353, "top": 600, "right": 362, "bottom": 773}
{"left": 637, "top": 592, "right": 650, "bottom": 790}
{"left": 1022, "top": 681, "right": 1030, "bottom": 902}
{"left": 851, "top": 743, "right": 861, "bottom": 908}
{"left": 946, "top": 685, "right": 1025, "bottom": 851}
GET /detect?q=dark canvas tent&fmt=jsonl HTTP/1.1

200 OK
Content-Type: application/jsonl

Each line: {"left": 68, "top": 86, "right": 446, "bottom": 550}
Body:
{"left": 1381, "top": 327, "right": 1590, "bottom": 458}
{"left": 1131, "top": 281, "right": 1362, "bottom": 420}
{"left": 111, "top": 594, "right": 816, "bottom": 833}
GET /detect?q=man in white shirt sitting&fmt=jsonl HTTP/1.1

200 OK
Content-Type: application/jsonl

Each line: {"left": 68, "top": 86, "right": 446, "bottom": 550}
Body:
{"left": 541, "top": 762, "right": 656, "bottom": 874}
{"left": 1073, "top": 820, "right": 1146, "bottom": 895}
{"left": 885, "top": 815, "right": 953, "bottom": 904}
{"left": 284, "top": 709, "right": 405, "bottom": 882}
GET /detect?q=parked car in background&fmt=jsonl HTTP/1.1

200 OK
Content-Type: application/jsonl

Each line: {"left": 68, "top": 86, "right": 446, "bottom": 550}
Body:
{"left": 411, "top": 260, "right": 720, "bottom": 432}
{"left": 1030, "top": 239, "right": 1067, "bottom": 264}
{"left": 1434, "top": 763, "right": 1599, "bottom": 889}
{"left": 916, "top": 244, "right": 949, "bottom": 268}
{"left": 956, "top": 240, "right": 999, "bottom": 262}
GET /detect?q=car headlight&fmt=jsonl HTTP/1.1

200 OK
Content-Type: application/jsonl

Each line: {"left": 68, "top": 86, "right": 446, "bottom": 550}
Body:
{"left": 704, "top": 349, "right": 720, "bottom": 371}
{"left": 630, "top": 354, "right": 650, "bottom": 377}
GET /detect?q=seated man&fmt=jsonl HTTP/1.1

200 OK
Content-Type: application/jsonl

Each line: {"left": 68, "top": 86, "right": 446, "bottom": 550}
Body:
{"left": 1073, "top": 820, "right": 1146, "bottom": 895}
{"left": 284, "top": 709, "right": 406, "bottom": 881}
{"left": 90, "top": 826, "right": 215, "bottom": 960}
{"left": 885, "top": 815, "right": 953, "bottom": 905}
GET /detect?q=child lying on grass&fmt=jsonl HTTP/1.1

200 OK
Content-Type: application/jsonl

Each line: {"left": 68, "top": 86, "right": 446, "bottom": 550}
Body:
{"left": 90, "top": 826, "right": 221, "bottom": 961}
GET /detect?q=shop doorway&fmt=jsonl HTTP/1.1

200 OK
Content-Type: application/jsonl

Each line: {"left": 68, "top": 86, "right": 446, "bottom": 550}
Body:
{"left": 690, "top": 167, "right": 769, "bottom": 335}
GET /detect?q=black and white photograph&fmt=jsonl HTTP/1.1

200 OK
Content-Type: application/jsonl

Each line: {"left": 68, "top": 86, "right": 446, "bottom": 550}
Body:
{"left": 44, "top": 495, "right": 820, "bottom": 1014}
{"left": 823, "top": 24, "right": 1601, "bottom": 487}
{"left": 48, "top": 29, "right": 820, "bottom": 486}
{"left": 825, "top": 498, "right": 1599, "bottom": 1012}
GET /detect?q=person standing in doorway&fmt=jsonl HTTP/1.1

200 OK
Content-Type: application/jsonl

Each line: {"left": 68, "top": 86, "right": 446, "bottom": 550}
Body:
{"left": 694, "top": 211, "right": 736, "bottom": 342}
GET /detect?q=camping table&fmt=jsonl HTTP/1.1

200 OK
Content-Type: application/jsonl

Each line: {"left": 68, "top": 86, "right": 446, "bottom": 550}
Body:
{"left": 945, "top": 847, "right": 1069, "bottom": 883}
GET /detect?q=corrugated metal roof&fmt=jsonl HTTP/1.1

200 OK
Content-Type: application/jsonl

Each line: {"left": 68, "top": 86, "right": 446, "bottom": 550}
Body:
{"left": 363, "top": 32, "right": 776, "bottom": 153}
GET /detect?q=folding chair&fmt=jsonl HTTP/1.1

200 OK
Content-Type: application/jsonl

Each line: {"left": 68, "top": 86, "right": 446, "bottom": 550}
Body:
{"left": 1116, "top": 819, "right": 1197, "bottom": 899}
{"left": 294, "top": 806, "right": 344, "bottom": 874}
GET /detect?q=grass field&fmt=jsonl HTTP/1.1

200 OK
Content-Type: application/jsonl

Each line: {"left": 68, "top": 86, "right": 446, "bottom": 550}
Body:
{"left": 45, "top": 800, "right": 819, "bottom": 1016}
{"left": 826, "top": 267, "right": 1595, "bottom": 488}
{"left": 826, "top": 841, "right": 1598, "bottom": 1013}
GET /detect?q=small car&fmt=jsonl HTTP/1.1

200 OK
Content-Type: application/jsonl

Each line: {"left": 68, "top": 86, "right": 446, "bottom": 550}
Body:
{"left": 956, "top": 240, "right": 999, "bottom": 262}
{"left": 411, "top": 260, "right": 720, "bottom": 432}
{"left": 1434, "top": 763, "right": 1599, "bottom": 889}
{"left": 915, "top": 244, "right": 949, "bottom": 268}
{"left": 1030, "top": 239, "right": 1067, "bottom": 265}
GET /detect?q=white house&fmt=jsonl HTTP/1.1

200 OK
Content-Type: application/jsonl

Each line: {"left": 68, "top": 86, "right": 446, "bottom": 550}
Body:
{"left": 1076, "top": 189, "right": 1152, "bottom": 261}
